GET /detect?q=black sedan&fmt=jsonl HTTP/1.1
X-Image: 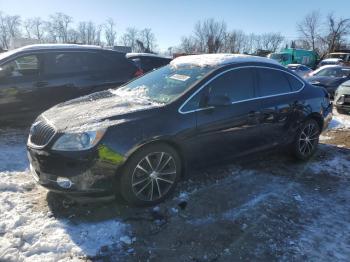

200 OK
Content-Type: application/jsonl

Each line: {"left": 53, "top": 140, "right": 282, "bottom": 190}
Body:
{"left": 27, "top": 54, "right": 333, "bottom": 206}
{"left": 305, "top": 65, "right": 350, "bottom": 97}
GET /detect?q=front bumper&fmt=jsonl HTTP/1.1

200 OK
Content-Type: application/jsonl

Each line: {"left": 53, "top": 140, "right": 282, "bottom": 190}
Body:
{"left": 27, "top": 145, "right": 125, "bottom": 197}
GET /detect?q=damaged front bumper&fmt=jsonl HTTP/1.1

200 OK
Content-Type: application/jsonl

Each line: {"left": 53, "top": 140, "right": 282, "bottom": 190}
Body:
{"left": 27, "top": 144, "right": 126, "bottom": 197}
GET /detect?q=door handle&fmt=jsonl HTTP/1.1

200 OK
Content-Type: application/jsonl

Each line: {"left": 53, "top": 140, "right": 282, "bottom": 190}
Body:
{"left": 35, "top": 81, "right": 48, "bottom": 87}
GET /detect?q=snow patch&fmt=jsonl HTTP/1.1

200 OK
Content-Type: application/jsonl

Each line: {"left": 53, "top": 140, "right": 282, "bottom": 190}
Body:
{"left": 170, "top": 54, "right": 279, "bottom": 68}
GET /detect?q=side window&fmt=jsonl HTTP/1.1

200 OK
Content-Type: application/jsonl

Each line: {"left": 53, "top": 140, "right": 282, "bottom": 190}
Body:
{"left": 0, "top": 55, "right": 39, "bottom": 79}
{"left": 46, "top": 52, "right": 89, "bottom": 75}
{"left": 257, "top": 68, "right": 292, "bottom": 96}
{"left": 286, "top": 74, "right": 304, "bottom": 91}
{"left": 207, "top": 68, "right": 255, "bottom": 103}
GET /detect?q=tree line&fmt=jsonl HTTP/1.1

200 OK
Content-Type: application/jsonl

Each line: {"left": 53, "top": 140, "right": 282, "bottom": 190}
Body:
{"left": 0, "top": 11, "right": 157, "bottom": 53}
{"left": 0, "top": 10, "right": 349, "bottom": 57}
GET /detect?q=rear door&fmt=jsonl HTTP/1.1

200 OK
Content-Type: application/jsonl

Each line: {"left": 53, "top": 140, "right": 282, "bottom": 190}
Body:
{"left": 257, "top": 67, "right": 305, "bottom": 146}
{"left": 184, "top": 67, "right": 265, "bottom": 163}
{"left": 0, "top": 53, "right": 44, "bottom": 119}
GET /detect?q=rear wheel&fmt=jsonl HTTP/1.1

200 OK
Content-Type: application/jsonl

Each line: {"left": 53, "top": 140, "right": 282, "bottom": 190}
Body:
{"left": 292, "top": 119, "right": 321, "bottom": 160}
{"left": 119, "top": 144, "right": 181, "bottom": 206}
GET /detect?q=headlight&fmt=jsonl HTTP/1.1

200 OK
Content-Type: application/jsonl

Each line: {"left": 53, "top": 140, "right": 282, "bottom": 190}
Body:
{"left": 52, "top": 129, "right": 106, "bottom": 151}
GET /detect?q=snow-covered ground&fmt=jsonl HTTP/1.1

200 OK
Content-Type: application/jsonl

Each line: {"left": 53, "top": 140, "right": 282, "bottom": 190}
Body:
{"left": 0, "top": 129, "right": 131, "bottom": 262}
{"left": 0, "top": 110, "right": 350, "bottom": 261}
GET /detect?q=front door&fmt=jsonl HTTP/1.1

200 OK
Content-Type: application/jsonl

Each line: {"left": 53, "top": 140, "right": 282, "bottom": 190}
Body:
{"left": 184, "top": 67, "right": 264, "bottom": 164}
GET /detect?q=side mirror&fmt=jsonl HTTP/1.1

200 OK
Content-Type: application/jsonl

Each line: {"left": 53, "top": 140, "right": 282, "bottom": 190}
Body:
{"left": 207, "top": 95, "right": 231, "bottom": 107}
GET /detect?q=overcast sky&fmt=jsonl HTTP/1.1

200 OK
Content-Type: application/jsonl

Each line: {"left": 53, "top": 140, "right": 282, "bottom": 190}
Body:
{"left": 1, "top": 0, "right": 349, "bottom": 51}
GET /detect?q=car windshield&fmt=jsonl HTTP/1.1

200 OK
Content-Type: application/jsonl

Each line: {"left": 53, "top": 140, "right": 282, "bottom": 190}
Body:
{"left": 112, "top": 64, "right": 213, "bottom": 104}
{"left": 269, "top": 53, "right": 290, "bottom": 62}
{"left": 312, "top": 67, "right": 350, "bottom": 78}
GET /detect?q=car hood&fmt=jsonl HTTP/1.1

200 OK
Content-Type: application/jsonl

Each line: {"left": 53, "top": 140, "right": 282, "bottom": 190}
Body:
{"left": 41, "top": 90, "right": 163, "bottom": 132}
{"left": 306, "top": 76, "right": 344, "bottom": 87}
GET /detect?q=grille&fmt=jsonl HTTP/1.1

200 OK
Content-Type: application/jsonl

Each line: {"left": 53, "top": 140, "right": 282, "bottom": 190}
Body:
{"left": 29, "top": 120, "right": 56, "bottom": 147}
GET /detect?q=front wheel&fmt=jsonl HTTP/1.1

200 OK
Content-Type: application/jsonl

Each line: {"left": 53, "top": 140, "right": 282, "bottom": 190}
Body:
{"left": 292, "top": 119, "right": 321, "bottom": 160}
{"left": 119, "top": 144, "right": 181, "bottom": 206}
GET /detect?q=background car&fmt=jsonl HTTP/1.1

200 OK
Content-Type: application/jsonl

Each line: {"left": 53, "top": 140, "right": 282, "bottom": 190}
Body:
{"left": 27, "top": 54, "right": 332, "bottom": 206}
{"left": 287, "top": 64, "right": 313, "bottom": 78}
{"left": 126, "top": 53, "right": 172, "bottom": 74}
{"left": 305, "top": 65, "right": 350, "bottom": 97}
{"left": 334, "top": 80, "right": 350, "bottom": 114}
{"left": 0, "top": 44, "right": 139, "bottom": 124}
{"left": 318, "top": 58, "right": 344, "bottom": 67}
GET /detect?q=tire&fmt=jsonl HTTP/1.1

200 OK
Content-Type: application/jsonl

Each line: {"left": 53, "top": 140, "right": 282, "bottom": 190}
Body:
{"left": 292, "top": 119, "right": 321, "bottom": 160}
{"left": 119, "top": 143, "right": 181, "bottom": 206}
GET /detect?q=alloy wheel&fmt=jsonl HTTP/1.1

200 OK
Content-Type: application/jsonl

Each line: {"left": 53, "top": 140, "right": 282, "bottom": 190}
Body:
{"left": 131, "top": 152, "right": 177, "bottom": 201}
{"left": 298, "top": 122, "right": 319, "bottom": 156}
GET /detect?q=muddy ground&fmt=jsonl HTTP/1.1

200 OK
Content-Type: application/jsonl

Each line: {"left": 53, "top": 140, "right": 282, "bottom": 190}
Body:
{"left": 1, "top": 113, "right": 350, "bottom": 262}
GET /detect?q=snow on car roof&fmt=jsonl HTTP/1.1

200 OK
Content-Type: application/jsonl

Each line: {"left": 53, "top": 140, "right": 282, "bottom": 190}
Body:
{"left": 170, "top": 54, "right": 279, "bottom": 68}
{"left": 20, "top": 44, "right": 102, "bottom": 51}
{"left": 126, "top": 52, "right": 170, "bottom": 59}
{"left": 322, "top": 58, "right": 343, "bottom": 62}
{"left": 0, "top": 44, "right": 104, "bottom": 61}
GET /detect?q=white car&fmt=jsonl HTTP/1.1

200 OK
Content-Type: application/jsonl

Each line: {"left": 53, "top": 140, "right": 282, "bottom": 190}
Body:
{"left": 318, "top": 58, "right": 344, "bottom": 67}
{"left": 287, "top": 64, "right": 313, "bottom": 78}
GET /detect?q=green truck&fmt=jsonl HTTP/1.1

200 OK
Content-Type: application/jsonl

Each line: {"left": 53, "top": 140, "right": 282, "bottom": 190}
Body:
{"left": 268, "top": 48, "right": 319, "bottom": 69}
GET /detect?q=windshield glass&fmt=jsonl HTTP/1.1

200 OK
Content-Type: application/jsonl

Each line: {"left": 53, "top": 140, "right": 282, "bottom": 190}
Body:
{"left": 112, "top": 64, "right": 213, "bottom": 104}
{"left": 269, "top": 53, "right": 290, "bottom": 62}
{"left": 312, "top": 67, "right": 350, "bottom": 77}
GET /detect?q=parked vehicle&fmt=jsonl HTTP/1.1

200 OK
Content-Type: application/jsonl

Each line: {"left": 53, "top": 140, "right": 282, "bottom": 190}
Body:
{"left": 0, "top": 44, "right": 139, "bottom": 124}
{"left": 325, "top": 52, "right": 350, "bottom": 65}
{"left": 27, "top": 54, "right": 332, "bottom": 206}
{"left": 268, "top": 48, "right": 318, "bottom": 69}
{"left": 318, "top": 58, "right": 344, "bottom": 67}
{"left": 286, "top": 64, "right": 313, "bottom": 78}
{"left": 126, "top": 53, "right": 171, "bottom": 74}
{"left": 334, "top": 80, "right": 350, "bottom": 114}
{"left": 305, "top": 65, "right": 350, "bottom": 97}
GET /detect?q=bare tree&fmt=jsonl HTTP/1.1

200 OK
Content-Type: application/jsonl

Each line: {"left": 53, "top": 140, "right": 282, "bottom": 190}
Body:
{"left": 23, "top": 18, "right": 32, "bottom": 38}
{"left": 104, "top": 18, "right": 117, "bottom": 46}
{"left": 194, "top": 18, "right": 227, "bottom": 53}
{"left": 323, "top": 13, "right": 350, "bottom": 52}
{"left": 48, "top": 12, "right": 73, "bottom": 42}
{"left": 120, "top": 27, "right": 138, "bottom": 51}
{"left": 138, "top": 28, "right": 156, "bottom": 53}
{"left": 297, "top": 11, "right": 322, "bottom": 51}
{"left": 67, "top": 29, "right": 79, "bottom": 43}
{"left": 0, "top": 13, "right": 21, "bottom": 49}
{"left": 259, "top": 32, "right": 284, "bottom": 52}
{"left": 223, "top": 30, "right": 247, "bottom": 53}
{"left": 179, "top": 36, "right": 197, "bottom": 53}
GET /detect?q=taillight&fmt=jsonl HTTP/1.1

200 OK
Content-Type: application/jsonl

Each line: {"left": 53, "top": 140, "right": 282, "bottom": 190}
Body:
{"left": 134, "top": 69, "right": 144, "bottom": 77}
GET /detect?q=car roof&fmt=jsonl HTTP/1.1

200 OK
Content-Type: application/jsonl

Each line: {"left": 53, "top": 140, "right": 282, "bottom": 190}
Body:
{"left": 18, "top": 44, "right": 103, "bottom": 51}
{"left": 126, "top": 52, "right": 171, "bottom": 59}
{"left": 0, "top": 44, "right": 126, "bottom": 62}
{"left": 170, "top": 54, "right": 280, "bottom": 68}
{"left": 321, "top": 58, "right": 343, "bottom": 62}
